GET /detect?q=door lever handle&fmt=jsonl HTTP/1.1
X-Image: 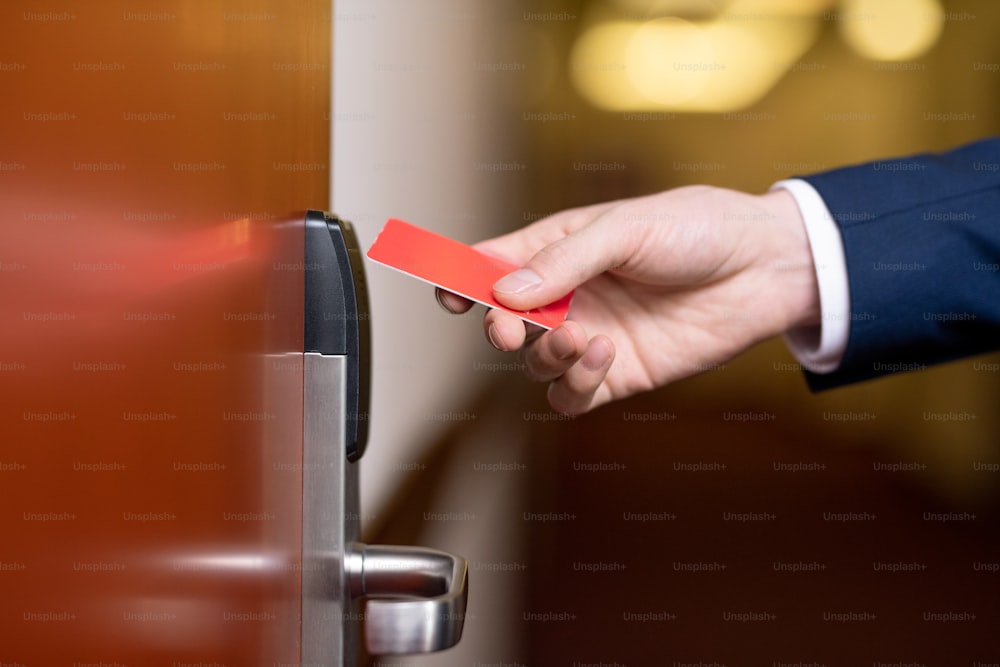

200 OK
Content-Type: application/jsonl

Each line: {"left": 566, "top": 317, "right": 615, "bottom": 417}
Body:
{"left": 346, "top": 543, "right": 468, "bottom": 655}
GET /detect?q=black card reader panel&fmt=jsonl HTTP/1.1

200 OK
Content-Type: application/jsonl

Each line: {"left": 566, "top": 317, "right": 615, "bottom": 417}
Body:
{"left": 304, "top": 211, "right": 371, "bottom": 462}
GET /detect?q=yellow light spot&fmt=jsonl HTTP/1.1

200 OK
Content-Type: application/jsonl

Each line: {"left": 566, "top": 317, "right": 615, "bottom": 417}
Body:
{"left": 626, "top": 18, "right": 714, "bottom": 105}
{"left": 838, "top": 0, "right": 944, "bottom": 61}
{"left": 570, "top": 11, "right": 821, "bottom": 112}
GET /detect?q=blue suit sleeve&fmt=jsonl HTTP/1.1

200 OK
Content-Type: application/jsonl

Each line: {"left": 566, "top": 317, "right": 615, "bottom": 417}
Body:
{"left": 799, "top": 137, "right": 1000, "bottom": 390}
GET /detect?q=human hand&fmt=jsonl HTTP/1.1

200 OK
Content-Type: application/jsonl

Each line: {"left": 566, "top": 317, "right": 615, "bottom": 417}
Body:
{"left": 437, "top": 185, "right": 820, "bottom": 414}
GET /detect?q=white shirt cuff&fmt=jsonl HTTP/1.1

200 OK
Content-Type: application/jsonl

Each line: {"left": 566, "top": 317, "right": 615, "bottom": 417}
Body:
{"left": 770, "top": 179, "right": 850, "bottom": 374}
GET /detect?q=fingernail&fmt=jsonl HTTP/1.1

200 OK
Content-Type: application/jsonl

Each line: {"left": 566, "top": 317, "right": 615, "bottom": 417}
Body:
{"left": 434, "top": 289, "right": 452, "bottom": 311}
{"left": 581, "top": 338, "right": 612, "bottom": 371}
{"left": 487, "top": 323, "right": 506, "bottom": 351}
{"left": 494, "top": 268, "right": 542, "bottom": 295}
{"left": 551, "top": 326, "right": 576, "bottom": 360}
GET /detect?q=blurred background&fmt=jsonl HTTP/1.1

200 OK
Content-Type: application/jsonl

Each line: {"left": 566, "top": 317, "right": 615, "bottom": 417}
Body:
{"left": 340, "top": 0, "right": 1000, "bottom": 664}
{"left": 1, "top": 0, "right": 998, "bottom": 664}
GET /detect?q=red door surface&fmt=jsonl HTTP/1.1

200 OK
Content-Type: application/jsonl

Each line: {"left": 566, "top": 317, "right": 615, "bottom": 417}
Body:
{"left": 1, "top": 2, "right": 329, "bottom": 663}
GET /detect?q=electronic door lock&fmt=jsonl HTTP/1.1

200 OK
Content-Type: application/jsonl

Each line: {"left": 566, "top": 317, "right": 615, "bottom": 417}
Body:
{"left": 302, "top": 211, "right": 469, "bottom": 664}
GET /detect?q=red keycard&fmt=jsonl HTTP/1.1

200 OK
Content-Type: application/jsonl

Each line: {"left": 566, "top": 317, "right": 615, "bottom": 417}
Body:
{"left": 366, "top": 218, "right": 572, "bottom": 329}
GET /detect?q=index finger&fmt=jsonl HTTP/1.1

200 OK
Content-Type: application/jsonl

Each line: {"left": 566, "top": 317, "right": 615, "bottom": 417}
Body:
{"left": 474, "top": 199, "right": 623, "bottom": 266}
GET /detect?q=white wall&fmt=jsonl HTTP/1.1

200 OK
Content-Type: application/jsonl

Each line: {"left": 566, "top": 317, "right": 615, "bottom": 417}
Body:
{"left": 331, "top": 0, "right": 510, "bottom": 533}
{"left": 332, "top": 5, "right": 534, "bottom": 662}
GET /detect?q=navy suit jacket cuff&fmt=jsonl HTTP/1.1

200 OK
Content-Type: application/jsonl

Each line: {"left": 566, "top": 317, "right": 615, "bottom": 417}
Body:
{"left": 798, "top": 138, "right": 1000, "bottom": 390}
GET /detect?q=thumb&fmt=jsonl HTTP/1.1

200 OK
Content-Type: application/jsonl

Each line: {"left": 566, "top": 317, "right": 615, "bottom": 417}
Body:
{"left": 492, "top": 219, "right": 632, "bottom": 311}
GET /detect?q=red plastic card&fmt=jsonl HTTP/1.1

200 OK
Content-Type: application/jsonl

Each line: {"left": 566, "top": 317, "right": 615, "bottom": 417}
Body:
{"left": 366, "top": 218, "right": 572, "bottom": 329}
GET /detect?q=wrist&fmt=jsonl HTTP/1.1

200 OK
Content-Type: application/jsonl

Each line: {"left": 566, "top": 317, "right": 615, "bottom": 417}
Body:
{"left": 757, "top": 188, "right": 822, "bottom": 333}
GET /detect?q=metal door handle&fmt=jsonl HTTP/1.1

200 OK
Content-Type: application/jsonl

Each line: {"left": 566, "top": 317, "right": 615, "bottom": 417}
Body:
{"left": 346, "top": 543, "right": 468, "bottom": 655}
